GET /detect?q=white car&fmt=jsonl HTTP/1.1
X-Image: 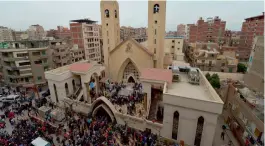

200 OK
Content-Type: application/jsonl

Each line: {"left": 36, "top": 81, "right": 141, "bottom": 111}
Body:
{"left": 2, "top": 95, "right": 20, "bottom": 103}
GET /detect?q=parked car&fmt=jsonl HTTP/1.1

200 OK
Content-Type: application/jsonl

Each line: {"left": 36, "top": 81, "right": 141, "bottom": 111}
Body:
{"left": 2, "top": 95, "right": 20, "bottom": 103}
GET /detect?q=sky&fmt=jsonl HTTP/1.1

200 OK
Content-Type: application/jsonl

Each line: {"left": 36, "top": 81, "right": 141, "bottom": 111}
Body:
{"left": 0, "top": 1, "right": 264, "bottom": 31}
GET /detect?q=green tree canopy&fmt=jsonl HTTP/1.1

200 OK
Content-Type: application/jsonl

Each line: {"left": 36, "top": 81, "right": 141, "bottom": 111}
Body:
{"left": 237, "top": 63, "right": 247, "bottom": 73}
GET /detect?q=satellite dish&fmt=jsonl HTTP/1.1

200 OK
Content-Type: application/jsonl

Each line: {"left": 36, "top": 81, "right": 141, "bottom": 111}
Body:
{"left": 21, "top": 34, "right": 29, "bottom": 40}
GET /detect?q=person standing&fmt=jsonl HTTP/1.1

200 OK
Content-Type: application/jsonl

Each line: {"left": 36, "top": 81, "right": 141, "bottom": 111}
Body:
{"left": 221, "top": 131, "right": 225, "bottom": 140}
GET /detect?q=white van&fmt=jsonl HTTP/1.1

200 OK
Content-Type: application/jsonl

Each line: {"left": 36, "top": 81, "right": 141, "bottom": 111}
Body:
{"left": 2, "top": 95, "right": 20, "bottom": 103}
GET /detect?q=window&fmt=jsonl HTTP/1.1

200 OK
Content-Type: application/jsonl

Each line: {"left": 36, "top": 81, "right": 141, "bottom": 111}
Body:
{"left": 172, "top": 40, "right": 175, "bottom": 43}
{"left": 19, "top": 62, "right": 30, "bottom": 66}
{"left": 194, "top": 116, "right": 204, "bottom": 146}
{"left": 155, "top": 29, "right": 156, "bottom": 35}
{"left": 171, "top": 46, "right": 174, "bottom": 48}
{"left": 108, "top": 39, "right": 109, "bottom": 44}
{"left": 106, "top": 23, "right": 108, "bottom": 26}
{"left": 178, "top": 42, "right": 180, "bottom": 44}
{"left": 154, "top": 48, "right": 156, "bottom": 54}
{"left": 172, "top": 111, "right": 179, "bottom": 140}
{"left": 17, "top": 53, "right": 28, "bottom": 58}
{"left": 42, "top": 51, "right": 46, "bottom": 55}
{"left": 34, "top": 60, "right": 42, "bottom": 64}
{"left": 153, "top": 4, "right": 160, "bottom": 13}
{"left": 53, "top": 84, "right": 59, "bottom": 102}
{"left": 37, "top": 76, "right": 42, "bottom": 80}
{"left": 107, "top": 31, "right": 108, "bottom": 36}
{"left": 32, "top": 52, "right": 40, "bottom": 56}
{"left": 115, "top": 10, "right": 117, "bottom": 18}
{"left": 154, "top": 39, "right": 156, "bottom": 44}
{"left": 155, "top": 20, "right": 157, "bottom": 24}
{"left": 178, "top": 48, "right": 180, "bottom": 50}
{"left": 105, "top": 9, "right": 110, "bottom": 18}
{"left": 43, "top": 59, "right": 47, "bottom": 63}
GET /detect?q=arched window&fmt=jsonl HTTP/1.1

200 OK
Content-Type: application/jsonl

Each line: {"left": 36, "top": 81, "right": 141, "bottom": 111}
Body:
{"left": 53, "top": 84, "right": 58, "bottom": 102}
{"left": 194, "top": 116, "right": 204, "bottom": 146}
{"left": 172, "top": 111, "right": 179, "bottom": 140}
{"left": 105, "top": 9, "right": 110, "bottom": 18}
{"left": 115, "top": 10, "right": 117, "bottom": 18}
{"left": 72, "top": 79, "right": 76, "bottom": 92}
{"left": 65, "top": 83, "right": 69, "bottom": 96}
{"left": 154, "top": 4, "right": 160, "bottom": 13}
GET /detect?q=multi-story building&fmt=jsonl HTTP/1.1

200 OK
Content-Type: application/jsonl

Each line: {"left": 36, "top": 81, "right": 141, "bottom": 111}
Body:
{"left": 70, "top": 19, "right": 101, "bottom": 62}
{"left": 120, "top": 26, "right": 147, "bottom": 41}
{"left": 219, "top": 80, "right": 264, "bottom": 146}
{"left": 70, "top": 44, "right": 85, "bottom": 63}
{"left": 186, "top": 16, "right": 226, "bottom": 44}
{"left": 244, "top": 36, "right": 264, "bottom": 94}
{"left": 220, "top": 46, "right": 238, "bottom": 58}
{"left": 47, "top": 26, "right": 71, "bottom": 39}
{"left": 50, "top": 39, "right": 72, "bottom": 68}
{"left": 164, "top": 36, "right": 185, "bottom": 61}
{"left": 0, "top": 26, "right": 14, "bottom": 42}
{"left": 165, "top": 31, "right": 177, "bottom": 37}
{"left": 176, "top": 24, "right": 186, "bottom": 36}
{"left": 185, "top": 42, "right": 238, "bottom": 72}
{"left": 12, "top": 31, "right": 27, "bottom": 41}
{"left": 27, "top": 24, "right": 46, "bottom": 40}
{"left": 0, "top": 40, "right": 51, "bottom": 90}
{"left": 238, "top": 12, "right": 264, "bottom": 62}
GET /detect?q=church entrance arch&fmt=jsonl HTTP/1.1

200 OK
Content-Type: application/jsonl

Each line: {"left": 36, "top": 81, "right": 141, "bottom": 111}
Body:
{"left": 118, "top": 58, "right": 140, "bottom": 83}
{"left": 128, "top": 76, "right": 135, "bottom": 83}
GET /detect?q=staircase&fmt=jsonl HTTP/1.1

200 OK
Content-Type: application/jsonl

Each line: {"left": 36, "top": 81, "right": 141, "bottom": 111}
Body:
{"left": 73, "top": 86, "right": 82, "bottom": 100}
{"left": 148, "top": 94, "right": 160, "bottom": 120}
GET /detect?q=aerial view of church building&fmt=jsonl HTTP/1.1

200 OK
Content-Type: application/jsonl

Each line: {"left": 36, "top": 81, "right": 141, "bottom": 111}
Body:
{"left": 45, "top": 1, "right": 224, "bottom": 145}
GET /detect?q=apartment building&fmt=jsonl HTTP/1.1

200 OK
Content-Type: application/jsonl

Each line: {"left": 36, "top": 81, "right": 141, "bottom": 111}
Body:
{"left": 12, "top": 31, "right": 27, "bottom": 41}
{"left": 70, "top": 19, "right": 101, "bottom": 62}
{"left": 164, "top": 36, "right": 185, "bottom": 61}
{"left": 70, "top": 44, "right": 85, "bottom": 63}
{"left": 0, "top": 40, "right": 51, "bottom": 90}
{"left": 47, "top": 26, "right": 71, "bottom": 39}
{"left": 176, "top": 24, "right": 186, "bottom": 36}
{"left": 244, "top": 36, "right": 264, "bottom": 94}
{"left": 27, "top": 24, "right": 46, "bottom": 40}
{"left": 50, "top": 39, "right": 72, "bottom": 68}
{"left": 186, "top": 16, "right": 226, "bottom": 43}
{"left": 224, "top": 30, "right": 241, "bottom": 47}
{"left": 219, "top": 80, "right": 264, "bottom": 146}
{"left": 185, "top": 42, "right": 238, "bottom": 72}
{"left": 0, "top": 26, "right": 14, "bottom": 42}
{"left": 238, "top": 12, "right": 264, "bottom": 62}
{"left": 120, "top": 26, "right": 147, "bottom": 41}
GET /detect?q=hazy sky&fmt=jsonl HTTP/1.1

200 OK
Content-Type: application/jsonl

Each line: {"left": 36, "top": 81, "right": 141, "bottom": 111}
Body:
{"left": 0, "top": 1, "right": 263, "bottom": 31}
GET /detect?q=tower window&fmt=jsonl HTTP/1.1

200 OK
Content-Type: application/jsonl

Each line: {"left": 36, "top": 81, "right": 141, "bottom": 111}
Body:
{"left": 155, "top": 29, "right": 156, "bottom": 35}
{"left": 154, "top": 48, "right": 156, "bottom": 54}
{"left": 154, "top": 4, "right": 160, "bottom": 13}
{"left": 106, "top": 23, "right": 108, "bottom": 26}
{"left": 154, "top": 39, "right": 156, "bottom": 44}
{"left": 105, "top": 9, "right": 110, "bottom": 18}
{"left": 155, "top": 20, "right": 157, "bottom": 24}
{"left": 115, "top": 10, "right": 117, "bottom": 18}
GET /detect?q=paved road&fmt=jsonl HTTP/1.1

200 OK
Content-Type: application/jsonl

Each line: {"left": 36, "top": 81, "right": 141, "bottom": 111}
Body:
{"left": 213, "top": 115, "right": 240, "bottom": 146}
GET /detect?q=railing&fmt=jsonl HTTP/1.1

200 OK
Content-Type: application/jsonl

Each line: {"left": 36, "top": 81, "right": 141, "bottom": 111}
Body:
{"left": 73, "top": 86, "right": 82, "bottom": 100}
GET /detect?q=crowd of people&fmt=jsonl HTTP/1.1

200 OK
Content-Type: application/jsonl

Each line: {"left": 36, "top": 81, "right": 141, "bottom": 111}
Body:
{"left": 98, "top": 81, "right": 145, "bottom": 116}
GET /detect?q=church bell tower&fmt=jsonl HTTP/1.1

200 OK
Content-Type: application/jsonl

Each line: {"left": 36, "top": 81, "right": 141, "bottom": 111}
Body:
{"left": 147, "top": 0, "right": 166, "bottom": 69}
{"left": 100, "top": 0, "right": 120, "bottom": 72}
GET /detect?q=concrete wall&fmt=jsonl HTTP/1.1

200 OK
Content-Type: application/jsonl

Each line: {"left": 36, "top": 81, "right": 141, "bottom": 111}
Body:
{"left": 161, "top": 103, "right": 218, "bottom": 146}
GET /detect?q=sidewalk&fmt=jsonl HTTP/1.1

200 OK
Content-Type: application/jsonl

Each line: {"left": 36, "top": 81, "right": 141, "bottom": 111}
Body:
{"left": 213, "top": 115, "right": 240, "bottom": 146}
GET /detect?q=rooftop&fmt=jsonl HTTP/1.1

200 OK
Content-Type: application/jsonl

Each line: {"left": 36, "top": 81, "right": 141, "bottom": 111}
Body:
{"left": 69, "top": 63, "right": 93, "bottom": 73}
{"left": 165, "top": 66, "right": 223, "bottom": 103}
{"left": 245, "top": 12, "right": 264, "bottom": 21}
{"left": 140, "top": 68, "right": 172, "bottom": 84}
{"left": 70, "top": 18, "right": 97, "bottom": 24}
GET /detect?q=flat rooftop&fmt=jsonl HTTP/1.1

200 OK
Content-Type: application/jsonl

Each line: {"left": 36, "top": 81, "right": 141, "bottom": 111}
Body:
{"left": 166, "top": 72, "right": 212, "bottom": 101}
{"left": 165, "top": 66, "right": 223, "bottom": 103}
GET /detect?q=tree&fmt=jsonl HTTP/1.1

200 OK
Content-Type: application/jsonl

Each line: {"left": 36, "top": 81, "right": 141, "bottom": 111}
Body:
{"left": 205, "top": 73, "right": 221, "bottom": 89}
{"left": 205, "top": 73, "right": 211, "bottom": 81}
{"left": 237, "top": 63, "right": 247, "bottom": 73}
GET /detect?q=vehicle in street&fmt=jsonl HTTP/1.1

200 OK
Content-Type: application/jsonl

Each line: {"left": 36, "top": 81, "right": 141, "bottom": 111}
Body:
{"left": 2, "top": 95, "right": 20, "bottom": 103}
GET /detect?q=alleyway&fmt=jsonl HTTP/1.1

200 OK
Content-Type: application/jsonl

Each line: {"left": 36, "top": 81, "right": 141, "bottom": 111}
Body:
{"left": 213, "top": 115, "right": 240, "bottom": 146}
